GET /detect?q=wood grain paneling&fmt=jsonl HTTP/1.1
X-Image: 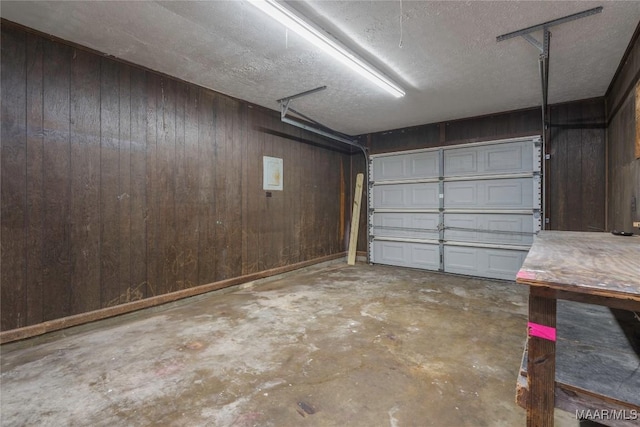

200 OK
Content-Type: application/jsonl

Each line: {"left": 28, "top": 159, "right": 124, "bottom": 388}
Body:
{"left": 128, "top": 67, "right": 147, "bottom": 304}
{"left": 145, "top": 73, "right": 159, "bottom": 299}
{"left": 41, "top": 38, "right": 72, "bottom": 322}
{"left": 1, "top": 25, "right": 27, "bottom": 329}
{"left": 0, "top": 22, "right": 351, "bottom": 332}
{"left": 196, "top": 90, "right": 216, "bottom": 286}
{"left": 118, "top": 65, "right": 132, "bottom": 305}
{"left": 606, "top": 22, "right": 640, "bottom": 232}
{"left": 25, "top": 33, "right": 45, "bottom": 325}
{"left": 158, "top": 77, "right": 178, "bottom": 295}
{"left": 227, "top": 98, "right": 244, "bottom": 277}
{"left": 69, "top": 50, "right": 101, "bottom": 314}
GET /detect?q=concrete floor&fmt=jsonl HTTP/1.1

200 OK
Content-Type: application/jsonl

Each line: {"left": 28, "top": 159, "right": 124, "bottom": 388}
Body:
{"left": 1, "top": 262, "right": 580, "bottom": 427}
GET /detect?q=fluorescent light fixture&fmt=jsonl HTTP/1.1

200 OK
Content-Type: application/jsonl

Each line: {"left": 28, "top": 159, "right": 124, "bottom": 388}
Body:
{"left": 249, "top": 0, "right": 405, "bottom": 98}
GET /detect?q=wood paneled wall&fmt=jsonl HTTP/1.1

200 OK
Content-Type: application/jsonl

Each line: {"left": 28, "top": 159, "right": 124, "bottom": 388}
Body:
{"left": 606, "top": 22, "right": 640, "bottom": 232}
{"left": 548, "top": 99, "right": 606, "bottom": 231}
{"left": 0, "top": 23, "right": 350, "bottom": 332}
{"left": 354, "top": 100, "right": 607, "bottom": 250}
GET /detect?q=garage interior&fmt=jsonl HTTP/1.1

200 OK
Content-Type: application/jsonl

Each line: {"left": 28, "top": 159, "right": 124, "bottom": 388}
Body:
{"left": 1, "top": 1, "right": 639, "bottom": 426}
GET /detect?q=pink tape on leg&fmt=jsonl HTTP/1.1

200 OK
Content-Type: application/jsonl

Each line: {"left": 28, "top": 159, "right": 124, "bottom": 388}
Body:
{"left": 528, "top": 322, "right": 556, "bottom": 342}
{"left": 516, "top": 270, "right": 536, "bottom": 280}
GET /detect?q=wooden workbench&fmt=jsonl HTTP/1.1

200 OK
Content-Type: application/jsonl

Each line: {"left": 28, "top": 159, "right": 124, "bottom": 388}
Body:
{"left": 515, "top": 231, "right": 640, "bottom": 427}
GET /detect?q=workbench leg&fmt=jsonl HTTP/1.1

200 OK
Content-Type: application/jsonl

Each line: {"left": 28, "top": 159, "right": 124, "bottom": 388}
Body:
{"left": 527, "top": 287, "right": 557, "bottom": 427}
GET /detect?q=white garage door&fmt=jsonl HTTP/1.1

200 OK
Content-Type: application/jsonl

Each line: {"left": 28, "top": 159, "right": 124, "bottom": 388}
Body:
{"left": 369, "top": 136, "right": 542, "bottom": 280}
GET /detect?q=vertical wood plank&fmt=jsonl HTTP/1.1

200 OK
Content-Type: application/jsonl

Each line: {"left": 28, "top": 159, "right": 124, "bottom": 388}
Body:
{"left": 41, "top": 39, "right": 72, "bottom": 322}
{"left": 245, "top": 107, "right": 262, "bottom": 272}
{"left": 183, "top": 85, "right": 199, "bottom": 288}
{"left": 214, "top": 94, "right": 228, "bottom": 279}
{"left": 581, "top": 101, "right": 606, "bottom": 231}
{"left": 69, "top": 49, "right": 102, "bottom": 314}
{"left": 565, "top": 104, "right": 583, "bottom": 231}
{"left": 98, "top": 57, "right": 120, "bottom": 309}
{"left": 1, "top": 26, "right": 27, "bottom": 330}
{"left": 25, "top": 32, "right": 45, "bottom": 326}
{"left": 321, "top": 146, "right": 335, "bottom": 256}
{"left": 174, "top": 82, "right": 188, "bottom": 290}
{"left": 172, "top": 82, "right": 186, "bottom": 290}
{"left": 129, "top": 67, "right": 147, "bottom": 302}
{"left": 526, "top": 288, "right": 557, "bottom": 427}
{"left": 348, "top": 174, "right": 364, "bottom": 265}
{"left": 225, "top": 97, "right": 243, "bottom": 277}
{"left": 269, "top": 113, "right": 285, "bottom": 266}
{"left": 197, "top": 91, "right": 216, "bottom": 284}
{"left": 145, "top": 73, "right": 159, "bottom": 297}
{"left": 259, "top": 111, "right": 272, "bottom": 269}
{"left": 278, "top": 120, "right": 295, "bottom": 265}
{"left": 549, "top": 105, "right": 567, "bottom": 230}
{"left": 288, "top": 126, "right": 302, "bottom": 263}
{"left": 241, "top": 104, "right": 251, "bottom": 274}
{"left": 299, "top": 139, "right": 313, "bottom": 260}
{"left": 118, "top": 64, "right": 132, "bottom": 301}
{"left": 157, "top": 78, "right": 177, "bottom": 293}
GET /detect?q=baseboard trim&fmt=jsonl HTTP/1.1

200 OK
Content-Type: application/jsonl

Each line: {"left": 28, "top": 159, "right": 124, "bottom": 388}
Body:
{"left": 1, "top": 252, "right": 347, "bottom": 344}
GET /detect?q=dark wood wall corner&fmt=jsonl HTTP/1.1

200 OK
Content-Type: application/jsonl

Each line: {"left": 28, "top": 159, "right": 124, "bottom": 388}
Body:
{"left": 605, "top": 20, "right": 640, "bottom": 232}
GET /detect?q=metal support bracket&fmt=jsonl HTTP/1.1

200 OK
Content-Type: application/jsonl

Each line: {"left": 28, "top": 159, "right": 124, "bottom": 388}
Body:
{"left": 281, "top": 99, "right": 291, "bottom": 119}
{"left": 496, "top": 7, "right": 602, "bottom": 43}
{"left": 497, "top": 7, "right": 602, "bottom": 232}
{"left": 521, "top": 33, "right": 543, "bottom": 53}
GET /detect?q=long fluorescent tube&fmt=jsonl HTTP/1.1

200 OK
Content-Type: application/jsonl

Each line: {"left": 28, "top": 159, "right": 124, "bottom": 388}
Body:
{"left": 249, "top": 0, "right": 405, "bottom": 98}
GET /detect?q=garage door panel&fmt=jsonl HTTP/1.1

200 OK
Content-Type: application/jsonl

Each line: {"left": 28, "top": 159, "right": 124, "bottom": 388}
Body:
{"left": 444, "top": 215, "right": 478, "bottom": 242}
{"left": 443, "top": 246, "right": 477, "bottom": 272}
{"left": 445, "top": 151, "right": 477, "bottom": 175}
{"left": 444, "top": 213, "right": 534, "bottom": 245}
{"left": 444, "top": 182, "right": 477, "bottom": 206}
{"left": 372, "top": 183, "right": 439, "bottom": 209}
{"left": 444, "top": 140, "right": 534, "bottom": 177}
{"left": 444, "top": 245, "right": 527, "bottom": 280}
{"left": 370, "top": 136, "right": 541, "bottom": 280}
{"left": 444, "top": 178, "right": 533, "bottom": 209}
{"left": 411, "top": 154, "right": 439, "bottom": 177}
{"left": 372, "top": 240, "right": 440, "bottom": 270}
{"left": 372, "top": 213, "right": 439, "bottom": 239}
{"left": 372, "top": 151, "right": 439, "bottom": 181}
{"left": 486, "top": 145, "right": 523, "bottom": 171}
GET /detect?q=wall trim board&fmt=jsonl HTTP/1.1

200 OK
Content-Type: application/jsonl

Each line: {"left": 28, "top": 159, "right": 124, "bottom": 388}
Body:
{"left": 605, "top": 20, "right": 640, "bottom": 102}
{"left": 257, "top": 125, "right": 353, "bottom": 155}
{"left": 607, "top": 66, "right": 640, "bottom": 126}
{"left": 0, "top": 252, "right": 348, "bottom": 344}
{"left": 605, "top": 20, "right": 640, "bottom": 124}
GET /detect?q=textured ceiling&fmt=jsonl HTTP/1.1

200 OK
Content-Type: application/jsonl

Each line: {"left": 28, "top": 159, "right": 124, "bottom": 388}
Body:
{"left": 2, "top": 1, "right": 639, "bottom": 135}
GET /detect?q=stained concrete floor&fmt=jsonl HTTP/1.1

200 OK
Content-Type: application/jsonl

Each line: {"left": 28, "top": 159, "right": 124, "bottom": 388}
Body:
{"left": 1, "top": 262, "right": 580, "bottom": 427}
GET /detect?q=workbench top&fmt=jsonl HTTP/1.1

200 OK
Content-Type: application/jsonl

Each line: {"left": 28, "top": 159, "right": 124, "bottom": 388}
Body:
{"left": 516, "top": 231, "right": 640, "bottom": 301}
